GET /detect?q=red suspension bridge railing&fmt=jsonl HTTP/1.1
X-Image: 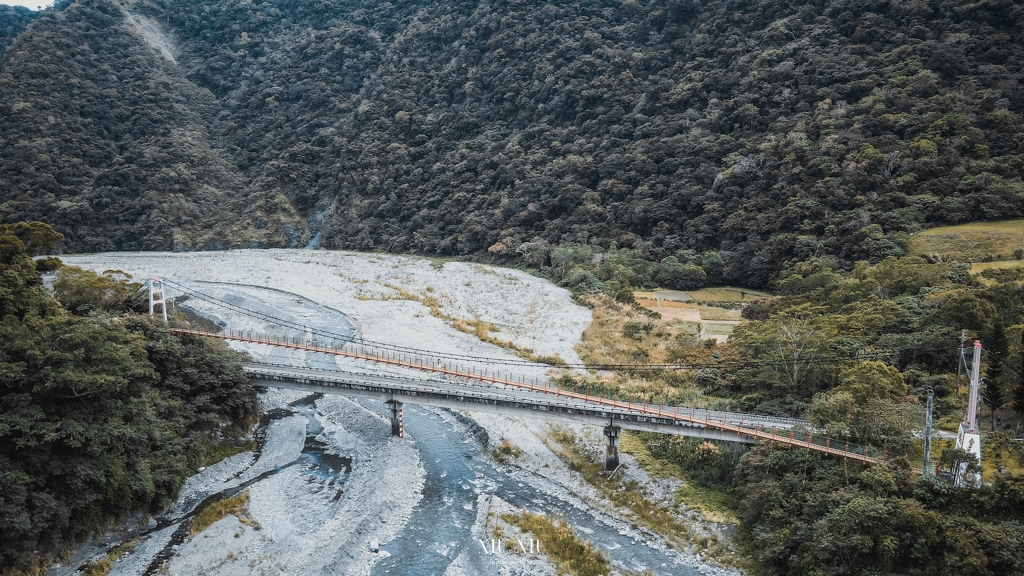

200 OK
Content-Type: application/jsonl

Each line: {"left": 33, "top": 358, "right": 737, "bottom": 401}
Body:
{"left": 171, "top": 322, "right": 905, "bottom": 470}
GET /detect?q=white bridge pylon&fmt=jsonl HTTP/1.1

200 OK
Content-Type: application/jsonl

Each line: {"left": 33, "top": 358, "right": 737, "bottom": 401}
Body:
{"left": 147, "top": 277, "right": 168, "bottom": 323}
{"left": 955, "top": 340, "right": 983, "bottom": 487}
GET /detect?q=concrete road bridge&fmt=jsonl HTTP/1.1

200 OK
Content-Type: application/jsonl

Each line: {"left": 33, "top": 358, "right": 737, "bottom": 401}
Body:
{"left": 168, "top": 323, "right": 896, "bottom": 471}
{"left": 147, "top": 277, "right": 903, "bottom": 472}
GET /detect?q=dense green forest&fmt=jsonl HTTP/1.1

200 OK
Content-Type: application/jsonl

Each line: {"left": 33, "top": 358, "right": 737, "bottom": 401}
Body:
{"left": 727, "top": 255, "right": 1024, "bottom": 417}
{"left": 724, "top": 257, "right": 1024, "bottom": 574}
{"left": 0, "top": 6, "right": 36, "bottom": 56}
{"left": 0, "top": 221, "right": 257, "bottom": 572}
{"left": 643, "top": 435, "right": 1024, "bottom": 576}
{"left": 2, "top": 0, "right": 1022, "bottom": 286}
{"left": 607, "top": 253, "right": 1024, "bottom": 575}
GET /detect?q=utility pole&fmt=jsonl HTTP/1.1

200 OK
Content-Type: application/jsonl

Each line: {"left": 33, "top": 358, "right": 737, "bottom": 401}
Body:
{"left": 923, "top": 387, "right": 934, "bottom": 475}
{"left": 957, "top": 329, "right": 967, "bottom": 394}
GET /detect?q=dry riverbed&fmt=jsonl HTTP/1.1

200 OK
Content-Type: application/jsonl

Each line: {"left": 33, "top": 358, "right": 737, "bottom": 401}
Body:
{"left": 54, "top": 250, "right": 742, "bottom": 576}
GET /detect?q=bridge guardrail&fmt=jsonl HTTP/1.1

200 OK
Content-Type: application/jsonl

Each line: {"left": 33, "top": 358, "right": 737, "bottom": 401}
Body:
{"left": 178, "top": 324, "right": 915, "bottom": 471}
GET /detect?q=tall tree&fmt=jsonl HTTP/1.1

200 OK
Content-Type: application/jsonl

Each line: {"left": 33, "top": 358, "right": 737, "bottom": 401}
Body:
{"left": 987, "top": 321, "right": 1008, "bottom": 385}
{"left": 982, "top": 322, "right": 1008, "bottom": 430}
{"left": 1014, "top": 330, "right": 1024, "bottom": 428}
{"left": 980, "top": 376, "right": 1002, "bottom": 431}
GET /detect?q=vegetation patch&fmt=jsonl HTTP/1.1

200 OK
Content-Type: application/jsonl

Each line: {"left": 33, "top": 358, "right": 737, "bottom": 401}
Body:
{"left": 620, "top": 432, "right": 739, "bottom": 525}
{"left": 972, "top": 262, "right": 1024, "bottom": 286}
{"left": 501, "top": 511, "right": 610, "bottom": 576}
{"left": 491, "top": 439, "right": 524, "bottom": 464}
{"left": 983, "top": 430, "right": 1024, "bottom": 476}
{"left": 196, "top": 439, "right": 258, "bottom": 470}
{"left": 674, "top": 484, "right": 738, "bottom": 526}
{"left": 701, "top": 323, "right": 736, "bottom": 337}
{"left": 577, "top": 293, "right": 720, "bottom": 365}
{"left": 682, "top": 287, "right": 771, "bottom": 304}
{"left": 190, "top": 490, "right": 255, "bottom": 537}
{"left": 908, "top": 219, "right": 1024, "bottom": 262}
{"left": 571, "top": 294, "right": 740, "bottom": 408}
{"left": 81, "top": 539, "right": 139, "bottom": 576}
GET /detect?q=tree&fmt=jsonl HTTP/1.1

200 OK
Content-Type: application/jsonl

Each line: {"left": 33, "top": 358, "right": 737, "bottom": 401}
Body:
{"left": 0, "top": 222, "right": 60, "bottom": 320}
{"left": 730, "top": 303, "right": 843, "bottom": 396}
{"left": 516, "top": 238, "right": 551, "bottom": 269}
{"left": 1014, "top": 329, "right": 1024, "bottom": 424}
{"left": 939, "top": 447, "right": 981, "bottom": 487}
{"left": 986, "top": 320, "right": 1007, "bottom": 389}
{"left": 979, "top": 377, "right": 1002, "bottom": 431}
{"left": 550, "top": 243, "right": 595, "bottom": 282}
{"left": 809, "top": 361, "right": 921, "bottom": 452}
{"left": 981, "top": 307, "right": 1014, "bottom": 431}
{"left": 52, "top": 267, "right": 146, "bottom": 315}
{"left": 5, "top": 221, "right": 63, "bottom": 256}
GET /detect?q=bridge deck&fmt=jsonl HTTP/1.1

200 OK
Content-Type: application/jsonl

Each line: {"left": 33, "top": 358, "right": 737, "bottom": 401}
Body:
{"left": 175, "top": 325, "right": 900, "bottom": 468}
{"left": 247, "top": 364, "right": 795, "bottom": 443}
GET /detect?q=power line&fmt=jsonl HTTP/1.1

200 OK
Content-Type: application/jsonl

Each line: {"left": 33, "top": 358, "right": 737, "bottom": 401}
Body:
{"left": 986, "top": 351, "right": 1024, "bottom": 383}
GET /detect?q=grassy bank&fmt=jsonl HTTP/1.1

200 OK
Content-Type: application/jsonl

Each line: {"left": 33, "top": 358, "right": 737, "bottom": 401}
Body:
{"left": 620, "top": 433, "right": 739, "bottom": 525}
{"left": 501, "top": 511, "right": 610, "bottom": 576}
{"left": 81, "top": 539, "right": 139, "bottom": 576}
{"left": 543, "top": 426, "right": 747, "bottom": 569}
{"left": 908, "top": 219, "right": 1024, "bottom": 262}
{"left": 190, "top": 490, "right": 256, "bottom": 536}
{"left": 545, "top": 428, "right": 693, "bottom": 548}
{"left": 196, "top": 438, "right": 257, "bottom": 470}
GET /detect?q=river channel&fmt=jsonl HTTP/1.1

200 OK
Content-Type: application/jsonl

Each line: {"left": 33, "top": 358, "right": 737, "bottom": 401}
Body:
{"left": 53, "top": 282, "right": 712, "bottom": 576}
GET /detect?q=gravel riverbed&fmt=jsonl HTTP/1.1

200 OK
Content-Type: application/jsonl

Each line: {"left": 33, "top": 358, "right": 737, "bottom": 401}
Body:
{"left": 53, "top": 250, "right": 742, "bottom": 576}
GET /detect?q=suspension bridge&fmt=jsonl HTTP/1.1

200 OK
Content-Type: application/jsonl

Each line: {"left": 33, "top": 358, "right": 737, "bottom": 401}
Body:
{"left": 147, "top": 278, "right": 920, "bottom": 472}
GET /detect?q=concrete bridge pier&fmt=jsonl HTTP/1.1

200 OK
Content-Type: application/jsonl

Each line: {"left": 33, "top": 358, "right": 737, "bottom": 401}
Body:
{"left": 385, "top": 399, "right": 404, "bottom": 438}
{"left": 604, "top": 422, "right": 621, "bottom": 471}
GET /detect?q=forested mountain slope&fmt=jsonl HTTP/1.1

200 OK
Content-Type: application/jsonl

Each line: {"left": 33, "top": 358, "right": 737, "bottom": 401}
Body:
{"left": 0, "top": 222, "right": 258, "bottom": 571}
{"left": 0, "top": 5, "right": 37, "bottom": 57}
{"left": 2, "top": 0, "right": 1023, "bottom": 286}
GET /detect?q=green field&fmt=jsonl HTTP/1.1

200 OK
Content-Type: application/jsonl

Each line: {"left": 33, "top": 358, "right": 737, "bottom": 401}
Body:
{"left": 667, "top": 319, "right": 702, "bottom": 335}
{"left": 702, "top": 323, "right": 736, "bottom": 336}
{"left": 683, "top": 286, "right": 771, "bottom": 302}
{"left": 970, "top": 260, "right": 1024, "bottom": 285}
{"left": 908, "top": 219, "right": 1024, "bottom": 262}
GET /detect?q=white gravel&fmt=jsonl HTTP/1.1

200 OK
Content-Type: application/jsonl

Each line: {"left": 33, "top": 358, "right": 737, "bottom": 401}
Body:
{"left": 60, "top": 249, "right": 590, "bottom": 366}
{"left": 138, "top": 393, "right": 425, "bottom": 576}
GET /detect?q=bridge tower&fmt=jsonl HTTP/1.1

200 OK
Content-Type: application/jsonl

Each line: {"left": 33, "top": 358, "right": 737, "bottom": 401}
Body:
{"left": 954, "top": 340, "right": 983, "bottom": 487}
{"left": 385, "top": 400, "right": 404, "bottom": 438}
{"left": 148, "top": 278, "right": 168, "bottom": 323}
{"left": 604, "top": 421, "right": 621, "bottom": 471}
